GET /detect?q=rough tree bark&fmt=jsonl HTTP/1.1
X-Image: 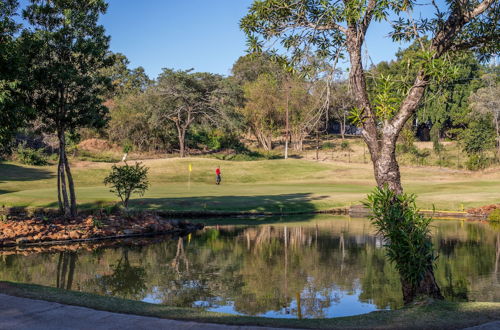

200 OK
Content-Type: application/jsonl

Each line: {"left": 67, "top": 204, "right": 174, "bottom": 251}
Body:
{"left": 57, "top": 130, "right": 77, "bottom": 218}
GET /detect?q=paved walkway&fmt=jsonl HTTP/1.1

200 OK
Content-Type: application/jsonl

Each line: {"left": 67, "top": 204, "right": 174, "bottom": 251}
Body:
{"left": 464, "top": 321, "right": 500, "bottom": 330}
{"left": 1, "top": 293, "right": 499, "bottom": 330}
{"left": 0, "top": 293, "right": 292, "bottom": 330}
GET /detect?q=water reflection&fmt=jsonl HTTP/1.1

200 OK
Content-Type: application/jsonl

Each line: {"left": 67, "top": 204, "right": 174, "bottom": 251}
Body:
{"left": 0, "top": 216, "right": 498, "bottom": 319}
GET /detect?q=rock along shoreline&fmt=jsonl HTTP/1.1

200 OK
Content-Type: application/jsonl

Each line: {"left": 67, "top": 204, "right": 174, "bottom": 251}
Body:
{"left": 0, "top": 212, "right": 204, "bottom": 248}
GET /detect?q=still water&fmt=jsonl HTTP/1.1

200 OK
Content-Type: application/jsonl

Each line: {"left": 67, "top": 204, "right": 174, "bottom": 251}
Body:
{"left": 0, "top": 216, "right": 499, "bottom": 319}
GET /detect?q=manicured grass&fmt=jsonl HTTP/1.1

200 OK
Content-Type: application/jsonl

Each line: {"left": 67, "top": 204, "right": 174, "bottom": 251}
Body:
{"left": 1, "top": 281, "right": 498, "bottom": 329}
{"left": 1, "top": 157, "right": 500, "bottom": 212}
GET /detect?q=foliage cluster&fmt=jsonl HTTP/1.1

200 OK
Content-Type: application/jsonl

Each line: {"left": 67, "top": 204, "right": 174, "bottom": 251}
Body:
{"left": 103, "top": 162, "right": 150, "bottom": 209}
{"left": 15, "top": 144, "right": 48, "bottom": 166}
{"left": 488, "top": 209, "right": 500, "bottom": 222}
{"left": 364, "top": 186, "right": 436, "bottom": 300}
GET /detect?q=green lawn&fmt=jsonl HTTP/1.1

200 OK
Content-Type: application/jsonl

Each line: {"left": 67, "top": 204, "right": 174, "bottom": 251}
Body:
{"left": 1, "top": 157, "right": 500, "bottom": 212}
{"left": 1, "top": 281, "right": 499, "bottom": 329}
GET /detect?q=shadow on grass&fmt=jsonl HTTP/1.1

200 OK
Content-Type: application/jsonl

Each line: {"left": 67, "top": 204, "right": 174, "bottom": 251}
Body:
{"left": 71, "top": 193, "right": 333, "bottom": 225}
{"left": 0, "top": 163, "right": 54, "bottom": 194}
{"left": 130, "top": 193, "right": 329, "bottom": 213}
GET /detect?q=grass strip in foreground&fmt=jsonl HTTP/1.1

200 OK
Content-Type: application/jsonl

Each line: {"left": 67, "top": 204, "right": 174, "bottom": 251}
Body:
{"left": 0, "top": 281, "right": 499, "bottom": 329}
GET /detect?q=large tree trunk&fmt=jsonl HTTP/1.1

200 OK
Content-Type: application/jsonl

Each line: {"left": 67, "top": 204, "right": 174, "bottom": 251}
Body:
{"left": 175, "top": 122, "right": 186, "bottom": 158}
{"left": 373, "top": 135, "right": 403, "bottom": 193}
{"left": 57, "top": 131, "right": 70, "bottom": 217}
{"left": 57, "top": 154, "right": 63, "bottom": 214}
{"left": 346, "top": 25, "right": 443, "bottom": 304}
{"left": 63, "top": 151, "right": 77, "bottom": 217}
{"left": 57, "top": 131, "right": 77, "bottom": 218}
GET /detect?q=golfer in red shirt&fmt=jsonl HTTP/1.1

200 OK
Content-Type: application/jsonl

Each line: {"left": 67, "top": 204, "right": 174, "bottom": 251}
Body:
{"left": 215, "top": 167, "right": 221, "bottom": 185}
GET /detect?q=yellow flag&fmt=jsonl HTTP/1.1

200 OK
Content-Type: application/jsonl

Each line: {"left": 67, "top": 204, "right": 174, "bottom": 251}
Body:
{"left": 188, "top": 163, "right": 192, "bottom": 172}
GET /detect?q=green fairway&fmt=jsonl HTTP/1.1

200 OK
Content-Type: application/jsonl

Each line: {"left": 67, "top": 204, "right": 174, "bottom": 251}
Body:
{"left": 1, "top": 158, "right": 500, "bottom": 212}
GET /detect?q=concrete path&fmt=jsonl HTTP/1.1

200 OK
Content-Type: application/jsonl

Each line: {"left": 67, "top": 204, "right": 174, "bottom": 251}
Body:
{"left": 0, "top": 293, "right": 292, "bottom": 330}
{"left": 464, "top": 321, "right": 500, "bottom": 330}
{"left": 1, "top": 293, "right": 498, "bottom": 330}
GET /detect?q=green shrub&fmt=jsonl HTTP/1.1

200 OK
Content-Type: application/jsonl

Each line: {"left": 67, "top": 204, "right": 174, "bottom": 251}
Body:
{"left": 412, "top": 148, "right": 431, "bottom": 165}
{"left": 488, "top": 209, "right": 500, "bottom": 222}
{"left": 399, "top": 127, "right": 416, "bottom": 152}
{"left": 122, "top": 140, "right": 133, "bottom": 154}
{"left": 396, "top": 143, "right": 418, "bottom": 155}
{"left": 65, "top": 131, "right": 80, "bottom": 156}
{"left": 340, "top": 141, "right": 350, "bottom": 150}
{"left": 462, "top": 118, "right": 495, "bottom": 156}
{"left": 435, "top": 155, "right": 452, "bottom": 167}
{"left": 103, "top": 162, "right": 150, "bottom": 209}
{"left": 322, "top": 142, "right": 336, "bottom": 150}
{"left": 431, "top": 125, "right": 443, "bottom": 154}
{"left": 466, "top": 154, "right": 490, "bottom": 171}
{"left": 189, "top": 128, "right": 245, "bottom": 152}
{"left": 364, "top": 186, "right": 437, "bottom": 303}
{"left": 16, "top": 144, "right": 48, "bottom": 166}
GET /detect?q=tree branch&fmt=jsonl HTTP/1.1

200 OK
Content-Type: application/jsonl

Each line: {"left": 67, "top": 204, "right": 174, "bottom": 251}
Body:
{"left": 432, "top": 0, "right": 496, "bottom": 56}
{"left": 448, "top": 32, "right": 500, "bottom": 52}
{"left": 361, "top": 0, "right": 378, "bottom": 35}
{"left": 305, "top": 22, "right": 347, "bottom": 34}
{"left": 466, "top": 0, "right": 496, "bottom": 22}
{"left": 389, "top": 71, "right": 429, "bottom": 134}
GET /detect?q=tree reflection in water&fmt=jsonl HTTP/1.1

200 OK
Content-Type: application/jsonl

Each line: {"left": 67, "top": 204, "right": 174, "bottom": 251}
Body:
{"left": 56, "top": 251, "right": 77, "bottom": 290}
{"left": 90, "top": 249, "right": 147, "bottom": 300}
{"left": 0, "top": 217, "right": 498, "bottom": 319}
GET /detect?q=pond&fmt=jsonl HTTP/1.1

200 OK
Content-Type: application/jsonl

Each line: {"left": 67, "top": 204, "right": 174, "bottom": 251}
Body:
{"left": 0, "top": 216, "right": 499, "bottom": 319}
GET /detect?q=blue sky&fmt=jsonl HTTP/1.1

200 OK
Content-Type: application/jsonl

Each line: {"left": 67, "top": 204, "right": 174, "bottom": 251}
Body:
{"left": 18, "top": 0, "right": 423, "bottom": 79}
{"left": 99, "top": 0, "right": 254, "bottom": 78}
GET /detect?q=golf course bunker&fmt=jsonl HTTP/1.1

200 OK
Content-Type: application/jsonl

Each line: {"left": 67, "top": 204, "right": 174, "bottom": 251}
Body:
{"left": 1, "top": 215, "right": 498, "bottom": 319}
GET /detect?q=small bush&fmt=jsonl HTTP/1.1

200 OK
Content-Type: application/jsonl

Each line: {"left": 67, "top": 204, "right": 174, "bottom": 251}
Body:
{"left": 122, "top": 141, "right": 133, "bottom": 154}
{"left": 488, "top": 209, "right": 500, "bottom": 222}
{"left": 322, "top": 142, "right": 336, "bottom": 150}
{"left": 435, "top": 156, "right": 452, "bottom": 167}
{"left": 340, "top": 141, "right": 350, "bottom": 150}
{"left": 16, "top": 144, "right": 48, "bottom": 166}
{"left": 412, "top": 149, "right": 431, "bottom": 165}
{"left": 466, "top": 154, "right": 490, "bottom": 171}
{"left": 103, "top": 162, "right": 150, "bottom": 209}
{"left": 364, "top": 186, "right": 437, "bottom": 303}
{"left": 399, "top": 127, "right": 416, "bottom": 152}
{"left": 396, "top": 143, "right": 418, "bottom": 155}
